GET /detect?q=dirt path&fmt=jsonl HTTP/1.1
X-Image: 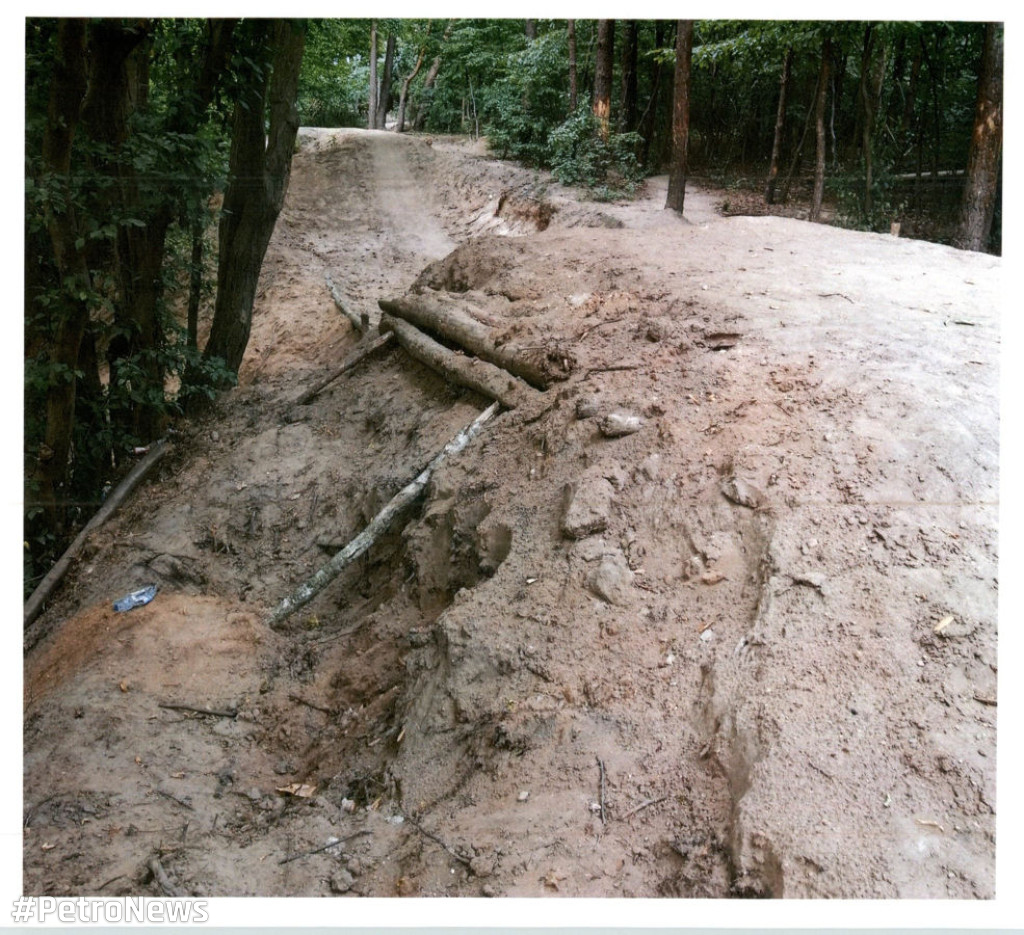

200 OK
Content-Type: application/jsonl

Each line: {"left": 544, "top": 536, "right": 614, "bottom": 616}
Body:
{"left": 23, "top": 130, "right": 999, "bottom": 902}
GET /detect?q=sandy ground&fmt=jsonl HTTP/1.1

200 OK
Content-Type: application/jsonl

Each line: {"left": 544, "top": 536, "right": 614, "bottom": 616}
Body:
{"left": 23, "top": 128, "right": 999, "bottom": 900}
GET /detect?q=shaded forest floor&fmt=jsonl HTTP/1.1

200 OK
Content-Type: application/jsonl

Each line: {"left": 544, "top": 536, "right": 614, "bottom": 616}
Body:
{"left": 24, "top": 129, "right": 999, "bottom": 900}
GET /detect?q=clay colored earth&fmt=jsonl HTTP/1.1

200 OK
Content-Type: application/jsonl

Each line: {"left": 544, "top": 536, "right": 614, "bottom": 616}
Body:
{"left": 24, "top": 129, "right": 999, "bottom": 899}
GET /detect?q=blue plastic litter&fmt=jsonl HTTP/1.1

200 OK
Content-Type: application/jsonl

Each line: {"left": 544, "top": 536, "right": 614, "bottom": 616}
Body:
{"left": 113, "top": 584, "right": 158, "bottom": 613}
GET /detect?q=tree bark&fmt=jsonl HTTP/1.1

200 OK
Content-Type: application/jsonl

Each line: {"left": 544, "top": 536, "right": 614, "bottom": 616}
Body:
{"left": 638, "top": 20, "right": 668, "bottom": 169}
{"left": 186, "top": 212, "right": 204, "bottom": 350}
{"left": 203, "top": 20, "right": 306, "bottom": 377}
{"left": 525, "top": 20, "right": 538, "bottom": 41}
{"left": 379, "top": 315, "right": 536, "bottom": 410}
{"left": 368, "top": 22, "right": 378, "bottom": 129}
{"left": 956, "top": 22, "right": 1003, "bottom": 252}
{"left": 568, "top": 20, "right": 578, "bottom": 113}
{"left": 379, "top": 294, "right": 574, "bottom": 388}
{"left": 765, "top": 47, "right": 793, "bottom": 205}
{"left": 33, "top": 18, "right": 91, "bottom": 532}
{"left": 396, "top": 37, "right": 428, "bottom": 133}
{"left": 859, "top": 25, "right": 888, "bottom": 217}
{"left": 665, "top": 21, "right": 694, "bottom": 214}
{"left": 619, "top": 21, "right": 639, "bottom": 134}
{"left": 809, "top": 36, "right": 832, "bottom": 222}
{"left": 592, "top": 20, "right": 615, "bottom": 139}
{"left": 376, "top": 32, "right": 397, "bottom": 129}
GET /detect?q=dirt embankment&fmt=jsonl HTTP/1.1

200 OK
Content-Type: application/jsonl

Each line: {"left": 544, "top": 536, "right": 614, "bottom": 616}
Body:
{"left": 24, "top": 129, "right": 998, "bottom": 899}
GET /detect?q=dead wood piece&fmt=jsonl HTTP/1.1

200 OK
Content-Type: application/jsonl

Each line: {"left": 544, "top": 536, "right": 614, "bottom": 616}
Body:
{"left": 325, "top": 273, "right": 368, "bottom": 332}
{"left": 25, "top": 439, "right": 170, "bottom": 630}
{"left": 268, "top": 401, "right": 500, "bottom": 629}
{"left": 404, "top": 814, "right": 472, "bottom": 865}
{"left": 381, "top": 313, "right": 535, "bottom": 409}
{"left": 618, "top": 796, "right": 667, "bottom": 821}
{"left": 278, "top": 830, "right": 372, "bottom": 865}
{"left": 158, "top": 702, "right": 238, "bottom": 719}
{"left": 294, "top": 332, "right": 393, "bottom": 406}
{"left": 596, "top": 757, "right": 607, "bottom": 825}
{"left": 380, "top": 294, "right": 574, "bottom": 388}
{"left": 147, "top": 856, "right": 186, "bottom": 898}
{"left": 288, "top": 693, "right": 337, "bottom": 716}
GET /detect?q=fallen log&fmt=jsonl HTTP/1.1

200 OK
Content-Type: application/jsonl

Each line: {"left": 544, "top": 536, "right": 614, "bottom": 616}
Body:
{"left": 293, "top": 332, "right": 394, "bottom": 406}
{"left": 268, "top": 401, "right": 500, "bottom": 629}
{"left": 326, "top": 273, "right": 369, "bottom": 332}
{"left": 24, "top": 439, "right": 170, "bottom": 630}
{"left": 379, "top": 293, "right": 574, "bottom": 389}
{"left": 380, "top": 313, "right": 536, "bottom": 410}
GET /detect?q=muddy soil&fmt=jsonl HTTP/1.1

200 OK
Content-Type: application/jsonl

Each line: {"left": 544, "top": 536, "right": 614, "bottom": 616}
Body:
{"left": 23, "top": 129, "right": 999, "bottom": 900}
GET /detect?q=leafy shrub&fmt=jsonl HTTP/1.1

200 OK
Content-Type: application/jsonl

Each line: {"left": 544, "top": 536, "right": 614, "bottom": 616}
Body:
{"left": 548, "top": 108, "right": 644, "bottom": 197}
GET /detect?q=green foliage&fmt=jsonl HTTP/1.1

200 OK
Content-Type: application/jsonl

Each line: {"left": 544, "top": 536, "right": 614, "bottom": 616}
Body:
{"left": 548, "top": 108, "right": 643, "bottom": 197}
{"left": 298, "top": 19, "right": 372, "bottom": 126}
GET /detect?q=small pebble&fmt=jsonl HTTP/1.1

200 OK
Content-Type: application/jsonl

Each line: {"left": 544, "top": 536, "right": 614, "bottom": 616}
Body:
{"left": 599, "top": 411, "right": 643, "bottom": 437}
{"left": 517, "top": 790, "right": 530, "bottom": 802}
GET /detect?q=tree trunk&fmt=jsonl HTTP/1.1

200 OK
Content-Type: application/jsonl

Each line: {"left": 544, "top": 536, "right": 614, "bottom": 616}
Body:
{"left": 956, "top": 22, "right": 1003, "bottom": 251}
{"left": 567, "top": 20, "right": 578, "bottom": 113}
{"left": 32, "top": 18, "right": 91, "bottom": 533}
{"left": 412, "top": 20, "right": 453, "bottom": 131}
{"left": 396, "top": 41, "right": 427, "bottom": 133}
{"left": 525, "top": 20, "right": 537, "bottom": 41}
{"left": 765, "top": 47, "right": 793, "bottom": 204}
{"left": 638, "top": 20, "right": 668, "bottom": 169}
{"left": 203, "top": 20, "right": 306, "bottom": 377}
{"left": 379, "top": 294, "right": 574, "bottom": 388}
{"left": 619, "top": 21, "right": 638, "bottom": 134}
{"left": 186, "top": 211, "right": 205, "bottom": 350}
{"left": 809, "top": 36, "right": 832, "bottom": 222}
{"left": 376, "top": 32, "right": 396, "bottom": 130}
{"left": 380, "top": 315, "right": 535, "bottom": 410}
{"left": 665, "top": 21, "right": 694, "bottom": 214}
{"left": 859, "top": 25, "right": 888, "bottom": 217}
{"left": 369, "top": 22, "right": 378, "bottom": 129}
{"left": 592, "top": 19, "right": 615, "bottom": 139}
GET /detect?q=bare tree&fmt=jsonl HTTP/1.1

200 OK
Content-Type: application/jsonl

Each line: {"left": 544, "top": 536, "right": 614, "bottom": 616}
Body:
{"left": 202, "top": 20, "right": 306, "bottom": 377}
{"left": 956, "top": 22, "right": 1003, "bottom": 252}
{"left": 665, "top": 20, "right": 694, "bottom": 214}
{"left": 593, "top": 19, "right": 615, "bottom": 138}
{"left": 368, "top": 21, "right": 378, "bottom": 129}
{"left": 567, "top": 20, "right": 578, "bottom": 113}
{"left": 809, "top": 36, "right": 832, "bottom": 222}
{"left": 765, "top": 47, "right": 793, "bottom": 204}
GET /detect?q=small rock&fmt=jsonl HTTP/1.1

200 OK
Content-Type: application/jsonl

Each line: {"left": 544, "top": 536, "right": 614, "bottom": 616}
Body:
{"left": 721, "top": 475, "right": 764, "bottom": 509}
{"left": 482, "top": 883, "right": 497, "bottom": 897}
{"left": 330, "top": 869, "right": 355, "bottom": 894}
{"left": 562, "top": 477, "right": 615, "bottom": 539}
{"left": 599, "top": 411, "right": 643, "bottom": 438}
{"left": 699, "top": 628, "right": 715, "bottom": 642}
{"left": 470, "top": 856, "right": 494, "bottom": 878}
{"left": 517, "top": 790, "right": 530, "bottom": 802}
{"left": 575, "top": 395, "right": 600, "bottom": 419}
{"left": 273, "top": 761, "right": 295, "bottom": 776}
{"left": 346, "top": 857, "right": 363, "bottom": 876}
{"left": 587, "top": 550, "right": 634, "bottom": 606}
